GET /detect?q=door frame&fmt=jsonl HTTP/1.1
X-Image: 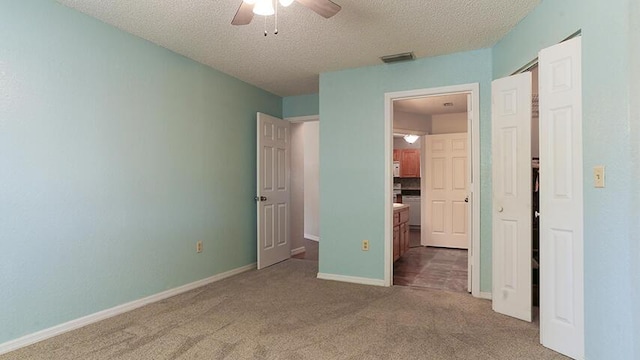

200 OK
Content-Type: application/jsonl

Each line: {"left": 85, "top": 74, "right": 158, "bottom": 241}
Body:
{"left": 383, "top": 83, "right": 481, "bottom": 297}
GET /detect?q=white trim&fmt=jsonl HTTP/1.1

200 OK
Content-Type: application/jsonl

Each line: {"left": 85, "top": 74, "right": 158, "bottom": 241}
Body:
{"left": 317, "top": 272, "right": 386, "bottom": 287}
{"left": 384, "top": 83, "right": 481, "bottom": 296}
{"left": 479, "top": 292, "right": 493, "bottom": 300}
{"left": 291, "top": 246, "right": 306, "bottom": 256}
{"left": 393, "top": 127, "right": 428, "bottom": 136}
{"left": 470, "top": 85, "right": 481, "bottom": 298}
{"left": 304, "top": 234, "right": 320, "bottom": 242}
{"left": 0, "top": 263, "right": 256, "bottom": 356}
{"left": 285, "top": 115, "right": 319, "bottom": 123}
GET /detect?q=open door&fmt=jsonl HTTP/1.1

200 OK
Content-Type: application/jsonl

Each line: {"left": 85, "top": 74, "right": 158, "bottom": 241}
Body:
{"left": 256, "top": 112, "right": 291, "bottom": 269}
{"left": 424, "top": 133, "right": 469, "bottom": 250}
{"left": 491, "top": 72, "right": 532, "bottom": 322}
{"left": 539, "top": 36, "right": 584, "bottom": 359}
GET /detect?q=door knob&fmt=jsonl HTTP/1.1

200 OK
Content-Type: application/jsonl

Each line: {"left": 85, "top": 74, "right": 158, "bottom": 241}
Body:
{"left": 254, "top": 196, "right": 268, "bottom": 202}
{"left": 497, "top": 206, "right": 503, "bottom": 212}
{"left": 464, "top": 197, "right": 469, "bottom": 203}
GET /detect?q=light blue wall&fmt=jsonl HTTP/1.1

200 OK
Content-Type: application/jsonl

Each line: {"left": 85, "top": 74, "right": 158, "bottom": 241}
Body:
{"left": 318, "top": 50, "right": 492, "bottom": 284}
{"left": 628, "top": 1, "right": 640, "bottom": 359}
{"left": 0, "top": 0, "right": 281, "bottom": 344}
{"left": 282, "top": 93, "right": 319, "bottom": 118}
{"left": 495, "top": 0, "right": 638, "bottom": 358}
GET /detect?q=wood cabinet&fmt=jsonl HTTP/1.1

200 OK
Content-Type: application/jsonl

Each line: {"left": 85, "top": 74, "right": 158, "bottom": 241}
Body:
{"left": 393, "top": 225, "right": 400, "bottom": 260}
{"left": 393, "top": 149, "right": 421, "bottom": 177}
{"left": 400, "top": 222, "right": 408, "bottom": 255}
{"left": 400, "top": 149, "right": 420, "bottom": 177}
{"left": 393, "top": 206, "right": 411, "bottom": 261}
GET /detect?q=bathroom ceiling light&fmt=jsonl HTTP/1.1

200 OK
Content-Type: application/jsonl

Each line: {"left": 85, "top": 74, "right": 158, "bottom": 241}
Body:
{"left": 403, "top": 134, "right": 419, "bottom": 144}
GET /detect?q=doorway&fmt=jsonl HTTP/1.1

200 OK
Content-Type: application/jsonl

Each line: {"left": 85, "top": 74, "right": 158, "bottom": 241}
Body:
{"left": 392, "top": 95, "right": 470, "bottom": 293}
{"left": 289, "top": 116, "right": 320, "bottom": 262}
{"left": 383, "top": 83, "right": 481, "bottom": 296}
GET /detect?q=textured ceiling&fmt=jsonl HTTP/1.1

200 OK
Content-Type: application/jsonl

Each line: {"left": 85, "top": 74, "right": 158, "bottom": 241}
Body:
{"left": 395, "top": 94, "right": 468, "bottom": 116}
{"left": 56, "top": 0, "right": 540, "bottom": 97}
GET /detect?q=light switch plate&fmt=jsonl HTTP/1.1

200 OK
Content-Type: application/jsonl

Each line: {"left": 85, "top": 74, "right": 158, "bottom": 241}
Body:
{"left": 594, "top": 165, "right": 605, "bottom": 188}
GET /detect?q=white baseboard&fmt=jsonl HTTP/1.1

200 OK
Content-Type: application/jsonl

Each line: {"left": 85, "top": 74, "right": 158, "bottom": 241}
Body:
{"left": 0, "top": 263, "right": 256, "bottom": 356}
{"left": 304, "top": 234, "right": 320, "bottom": 242}
{"left": 291, "top": 246, "right": 306, "bottom": 256}
{"left": 479, "top": 291, "right": 492, "bottom": 300}
{"left": 317, "top": 272, "right": 385, "bottom": 287}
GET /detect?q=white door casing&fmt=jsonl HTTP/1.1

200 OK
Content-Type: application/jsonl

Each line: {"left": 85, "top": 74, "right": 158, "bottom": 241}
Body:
{"left": 539, "top": 36, "right": 584, "bottom": 359}
{"left": 257, "top": 113, "right": 291, "bottom": 269}
{"left": 466, "top": 94, "right": 473, "bottom": 292}
{"left": 491, "top": 72, "right": 532, "bottom": 322}
{"left": 423, "top": 133, "right": 469, "bottom": 249}
{"left": 385, "top": 84, "right": 480, "bottom": 296}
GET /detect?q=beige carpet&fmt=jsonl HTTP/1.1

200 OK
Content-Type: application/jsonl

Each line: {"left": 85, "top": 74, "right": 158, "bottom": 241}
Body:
{"left": 3, "top": 259, "right": 568, "bottom": 359}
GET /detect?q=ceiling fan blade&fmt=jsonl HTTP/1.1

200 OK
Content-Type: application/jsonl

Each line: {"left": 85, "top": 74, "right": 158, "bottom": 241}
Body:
{"left": 295, "top": 0, "right": 341, "bottom": 19}
{"left": 231, "top": 1, "right": 254, "bottom": 25}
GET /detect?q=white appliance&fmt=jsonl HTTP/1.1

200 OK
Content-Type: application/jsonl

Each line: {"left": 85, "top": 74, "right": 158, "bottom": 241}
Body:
{"left": 403, "top": 195, "right": 421, "bottom": 227}
{"left": 393, "top": 161, "right": 400, "bottom": 177}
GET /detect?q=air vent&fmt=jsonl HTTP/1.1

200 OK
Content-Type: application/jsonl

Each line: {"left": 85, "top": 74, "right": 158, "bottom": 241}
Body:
{"left": 380, "top": 52, "right": 415, "bottom": 64}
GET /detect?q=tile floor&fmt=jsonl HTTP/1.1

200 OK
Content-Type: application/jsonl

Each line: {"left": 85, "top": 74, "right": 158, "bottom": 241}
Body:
{"left": 394, "top": 229, "right": 469, "bottom": 293}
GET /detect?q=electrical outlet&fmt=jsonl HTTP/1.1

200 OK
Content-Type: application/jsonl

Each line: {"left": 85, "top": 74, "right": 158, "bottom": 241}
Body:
{"left": 196, "top": 241, "right": 203, "bottom": 253}
{"left": 362, "top": 240, "right": 369, "bottom": 251}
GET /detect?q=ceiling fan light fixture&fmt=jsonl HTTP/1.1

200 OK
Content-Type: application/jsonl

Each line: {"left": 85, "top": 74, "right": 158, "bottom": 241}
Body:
{"left": 403, "top": 134, "right": 419, "bottom": 144}
{"left": 253, "top": 0, "right": 275, "bottom": 16}
{"left": 232, "top": 0, "right": 341, "bottom": 30}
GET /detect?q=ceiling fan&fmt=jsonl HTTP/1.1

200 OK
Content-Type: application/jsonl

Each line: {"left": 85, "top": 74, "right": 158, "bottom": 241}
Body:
{"left": 232, "top": 0, "right": 341, "bottom": 26}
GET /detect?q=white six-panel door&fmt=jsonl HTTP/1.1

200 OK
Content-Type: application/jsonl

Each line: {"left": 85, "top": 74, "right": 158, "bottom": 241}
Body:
{"left": 539, "top": 37, "right": 584, "bottom": 360}
{"left": 256, "top": 113, "right": 291, "bottom": 269}
{"left": 424, "top": 133, "right": 468, "bottom": 249}
{"left": 491, "top": 72, "right": 533, "bottom": 322}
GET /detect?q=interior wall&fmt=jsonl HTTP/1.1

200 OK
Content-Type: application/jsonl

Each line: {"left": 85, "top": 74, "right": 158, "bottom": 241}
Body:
{"left": 303, "top": 122, "right": 320, "bottom": 240}
{"left": 290, "top": 123, "right": 306, "bottom": 251}
{"left": 393, "top": 110, "right": 431, "bottom": 133}
{"left": 283, "top": 94, "right": 319, "bottom": 118}
{"left": 318, "top": 48, "right": 492, "bottom": 282}
{"left": 493, "top": 0, "right": 638, "bottom": 357}
{"left": 393, "top": 137, "right": 421, "bottom": 150}
{"left": 0, "top": 0, "right": 281, "bottom": 345}
{"left": 430, "top": 113, "right": 467, "bottom": 134}
{"left": 628, "top": 3, "right": 640, "bottom": 357}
